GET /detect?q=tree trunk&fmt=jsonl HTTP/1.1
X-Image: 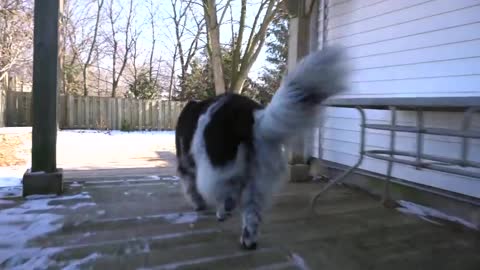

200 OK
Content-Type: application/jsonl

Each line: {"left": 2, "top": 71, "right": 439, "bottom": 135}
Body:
{"left": 203, "top": 0, "right": 225, "bottom": 95}
{"left": 83, "top": 0, "right": 104, "bottom": 96}
{"left": 168, "top": 46, "right": 178, "bottom": 101}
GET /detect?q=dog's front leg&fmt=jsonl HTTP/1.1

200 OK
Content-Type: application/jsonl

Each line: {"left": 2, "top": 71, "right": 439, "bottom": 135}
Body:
{"left": 216, "top": 197, "right": 235, "bottom": 221}
{"left": 240, "top": 182, "right": 264, "bottom": 250}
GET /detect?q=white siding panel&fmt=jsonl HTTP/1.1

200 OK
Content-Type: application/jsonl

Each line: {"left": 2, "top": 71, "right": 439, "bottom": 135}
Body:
{"left": 346, "top": 76, "right": 480, "bottom": 96}
{"left": 322, "top": 128, "right": 480, "bottom": 162}
{"left": 316, "top": 0, "right": 480, "bottom": 198}
{"left": 328, "top": 0, "right": 432, "bottom": 29}
{"left": 328, "top": 0, "right": 386, "bottom": 18}
{"left": 343, "top": 23, "right": 480, "bottom": 58}
{"left": 328, "top": 5, "right": 480, "bottom": 47}
{"left": 328, "top": 0, "right": 480, "bottom": 40}
{"left": 350, "top": 58, "right": 480, "bottom": 82}
{"left": 324, "top": 107, "right": 480, "bottom": 129}
{"left": 323, "top": 149, "right": 480, "bottom": 198}
{"left": 348, "top": 39, "right": 480, "bottom": 70}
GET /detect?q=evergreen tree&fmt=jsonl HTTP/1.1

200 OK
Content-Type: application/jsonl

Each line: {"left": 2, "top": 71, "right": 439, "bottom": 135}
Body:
{"left": 127, "top": 70, "right": 159, "bottom": 99}
{"left": 175, "top": 42, "right": 256, "bottom": 101}
{"left": 248, "top": 7, "right": 288, "bottom": 104}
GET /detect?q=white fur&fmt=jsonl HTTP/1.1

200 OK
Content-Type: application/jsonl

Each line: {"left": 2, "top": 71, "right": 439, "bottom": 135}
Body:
{"left": 251, "top": 118, "right": 290, "bottom": 207}
{"left": 191, "top": 97, "right": 248, "bottom": 206}
{"left": 255, "top": 46, "right": 347, "bottom": 142}
{"left": 191, "top": 107, "right": 290, "bottom": 210}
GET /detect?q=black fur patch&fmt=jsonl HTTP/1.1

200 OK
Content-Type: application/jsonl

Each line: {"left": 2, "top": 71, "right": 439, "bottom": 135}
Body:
{"left": 177, "top": 153, "right": 196, "bottom": 177}
{"left": 175, "top": 93, "right": 263, "bottom": 170}
{"left": 203, "top": 94, "right": 263, "bottom": 167}
{"left": 175, "top": 98, "right": 217, "bottom": 172}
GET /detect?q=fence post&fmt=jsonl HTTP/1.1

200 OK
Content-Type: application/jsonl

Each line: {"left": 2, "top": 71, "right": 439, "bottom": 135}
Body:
{"left": 108, "top": 98, "right": 113, "bottom": 130}
{"left": 65, "top": 94, "right": 72, "bottom": 128}
{"left": 138, "top": 99, "right": 143, "bottom": 130}
{"left": 145, "top": 100, "right": 151, "bottom": 130}
{"left": 117, "top": 98, "right": 122, "bottom": 130}
{"left": 0, "top": 83, "right": 5, "bottom": 127}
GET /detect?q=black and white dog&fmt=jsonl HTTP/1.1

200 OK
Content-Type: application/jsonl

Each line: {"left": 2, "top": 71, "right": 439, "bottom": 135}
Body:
{"left": 175, "top": 47, "right": 347, "bottom": 249}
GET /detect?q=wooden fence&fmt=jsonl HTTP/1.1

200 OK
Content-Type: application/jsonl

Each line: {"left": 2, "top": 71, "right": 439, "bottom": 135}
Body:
{"left": 3, "top": 91, "right": 186, "bottom": 130}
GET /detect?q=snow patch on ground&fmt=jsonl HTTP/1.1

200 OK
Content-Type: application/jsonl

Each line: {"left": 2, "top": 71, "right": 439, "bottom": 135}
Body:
{"left": 0, "top": 192, "right": 96, "bottom": 267}
{"left": 163, "top": 212, "right": 199, "bottom": 224}
{"left": 70, "top": 181, "right": 82, "bottom": 187}
{"left": 0, "top": 186, "right": 22, "bottom": 199}
{"left": 396, "top": 200, "right": 478, "bottom": 230}
{"left": 162, "top": 175, "right": 180, "bottom": 181}
{"left": 290, "top": 253, "right": 311, "bottom": 270}
{"left": 0, "top": 167, "right": 28, "bottom": 198}
{"left": 70, "top": 202, "right": 97, "bottom": 210}
{"left": 147, "top": 175, "right": 161, "bottom": 180}
{"left": 1, "top": 247, "right": 61, "bottom": 270}
{"left": 65, "top": 129, "right": 174, "bottom": 135}
{"left": 0, "top": 177, "right": 21, "bottom": 188}
{"left": 61, "top": 253, "right": 102, "bottom": 270}
{"left": 0, "top": 167, "right": 23, "bottom": 188}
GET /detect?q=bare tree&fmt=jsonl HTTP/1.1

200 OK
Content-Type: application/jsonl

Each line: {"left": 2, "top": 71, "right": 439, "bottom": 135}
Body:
{"left": 106, "top": 0, "right": 136, "bottom": 97}
{"left": 201, "top": 0, "right": 282, "bottom": 94}
{"left": 147, "top": 0, "right": 157, "bottom": 83}
{"left": 202, "top": 0, "right": 226, "bottom": 95}
{"left": 61, "top": 0, "right": 105, "bottom": 95}
{"left": 230, "top": 0, "right": 281, "bottom": 94}
{"left": 167, "top": 45, "right": 178, "bottom": 100}
{"left": 81, "top": 0, "right": 104, "bottom": 96}
{"left": 0, "top": 0, "right": 33, "bottom": 81}
{"left": 170, "top": 0, "right": 205, "bottom": 87}
{"left": 127, "top": 26, "right": 141, "bottom": 96}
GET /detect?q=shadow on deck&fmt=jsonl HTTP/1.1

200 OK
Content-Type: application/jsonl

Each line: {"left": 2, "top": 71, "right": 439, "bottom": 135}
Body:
{"left": 1, "top": 169, "right": 479, "bottom": 269}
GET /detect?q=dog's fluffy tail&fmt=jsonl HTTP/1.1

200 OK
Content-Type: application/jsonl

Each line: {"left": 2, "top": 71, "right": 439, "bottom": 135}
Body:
{"left": 255, "top": 46, "right": 348, "bottom": 142}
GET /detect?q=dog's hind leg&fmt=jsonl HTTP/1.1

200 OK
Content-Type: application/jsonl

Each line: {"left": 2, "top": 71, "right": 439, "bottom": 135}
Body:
{"left": 181, "top": 174, "right": 206, "bottom": 211}
{"left": 216, "top": 177, "right": 244, "bottom": 222}
{"left": 178, "top": 155, "right": 206, "bottom": 211}
{"left": 216, "top": 196, "right": 235, "bottom": 222}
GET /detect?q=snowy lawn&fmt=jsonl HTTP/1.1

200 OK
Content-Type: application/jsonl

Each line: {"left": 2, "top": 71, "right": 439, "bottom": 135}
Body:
{"left": 0, "top": 128, "right": 177, "bottom": 190}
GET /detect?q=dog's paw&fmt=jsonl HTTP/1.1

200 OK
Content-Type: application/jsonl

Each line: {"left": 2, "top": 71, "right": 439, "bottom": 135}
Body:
{"left": 240, "top": 228, "right": 258, "bottom": 250}
{"left": 216, "top": 211, "right": 231, "bottom": 222}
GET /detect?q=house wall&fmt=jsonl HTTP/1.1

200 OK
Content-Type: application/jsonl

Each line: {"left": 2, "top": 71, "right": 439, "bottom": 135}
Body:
{"left": 317, "top": 0, "right": 480, "bottom": 198}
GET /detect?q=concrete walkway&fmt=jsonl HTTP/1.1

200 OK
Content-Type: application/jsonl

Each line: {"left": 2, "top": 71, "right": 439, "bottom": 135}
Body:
{"left": 1, "top": 172, "right": 479, "bottom": 269}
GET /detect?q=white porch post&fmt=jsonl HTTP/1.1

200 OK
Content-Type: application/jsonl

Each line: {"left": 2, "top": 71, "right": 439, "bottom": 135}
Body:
{"left": 286, "top": 0, "right": 321, "bottom": 164}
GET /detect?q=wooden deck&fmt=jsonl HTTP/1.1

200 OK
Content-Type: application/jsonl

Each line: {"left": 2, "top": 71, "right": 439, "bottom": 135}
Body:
{"left": 1, "top": 172, "right": 479, "bottom": 269}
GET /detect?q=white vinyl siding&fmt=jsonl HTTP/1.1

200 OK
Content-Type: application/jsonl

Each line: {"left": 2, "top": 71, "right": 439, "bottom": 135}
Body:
{"left": 317, "top": 0, "right": 480, "bottom": 198}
